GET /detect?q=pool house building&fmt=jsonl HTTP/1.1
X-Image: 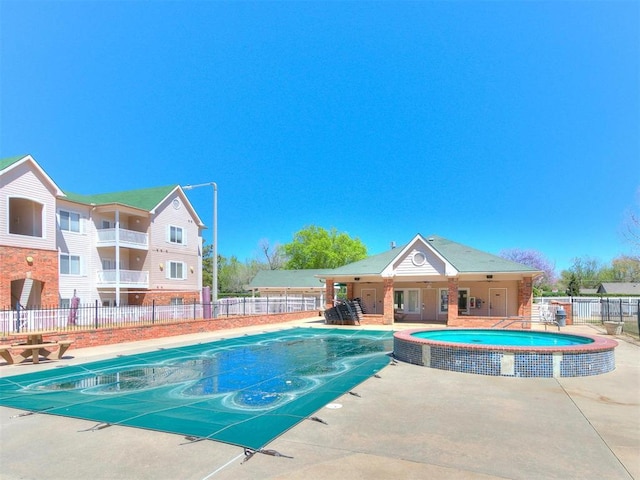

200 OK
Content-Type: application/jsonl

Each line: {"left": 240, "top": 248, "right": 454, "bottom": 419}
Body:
{"left": 318, "top": 234, "right": 542, "bottom": 327}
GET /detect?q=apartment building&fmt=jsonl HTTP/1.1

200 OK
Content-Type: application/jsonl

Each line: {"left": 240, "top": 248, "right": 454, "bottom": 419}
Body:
{"left": 0, "top": 155, "right": 205, "bottom": 308}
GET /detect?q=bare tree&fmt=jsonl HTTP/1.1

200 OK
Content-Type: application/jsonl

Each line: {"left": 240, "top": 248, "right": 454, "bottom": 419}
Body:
{"left": 259, "top": 239, "right": 285, "bottom": 270}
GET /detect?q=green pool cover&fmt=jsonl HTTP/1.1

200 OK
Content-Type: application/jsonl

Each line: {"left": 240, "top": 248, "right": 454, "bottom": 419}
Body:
{"left": 0, "top": 328, "right": 393, "bottom": 449}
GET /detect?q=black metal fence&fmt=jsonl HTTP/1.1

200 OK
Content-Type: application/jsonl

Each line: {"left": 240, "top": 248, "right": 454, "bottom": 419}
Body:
{"left": 0, "top": 296, "right": 322, "bottom": 335}
{"left": 537, "top": 297, "right": 640, "bottom": 338}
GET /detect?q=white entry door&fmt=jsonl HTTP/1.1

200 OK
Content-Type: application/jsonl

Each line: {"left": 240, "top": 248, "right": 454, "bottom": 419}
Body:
{"left": 361, "top": 288, "right": 376, "bottom": 314}
{"left": 489, "top": 288, "right": 507, "bottom": 317}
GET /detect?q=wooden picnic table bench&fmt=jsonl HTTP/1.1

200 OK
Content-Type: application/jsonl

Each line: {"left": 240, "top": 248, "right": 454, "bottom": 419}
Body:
{"left": 0, "top": 340, "right": 73, "bottom": 365}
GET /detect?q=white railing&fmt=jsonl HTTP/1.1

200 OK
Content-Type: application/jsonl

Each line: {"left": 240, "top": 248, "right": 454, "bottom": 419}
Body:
{"left": 97, "top": 228, "right": 148, "bottom": 248}
{"left": 535, "top": 297, "right": 640, "bottom": 323}
{"left": 217, "top": 296, "right": 321, "bottom": 316}
{"left": 97, "top": 269, "right": 149, "bottom": 286}
{"left": 0, "top": 296, "right": 321, "bottom": 334}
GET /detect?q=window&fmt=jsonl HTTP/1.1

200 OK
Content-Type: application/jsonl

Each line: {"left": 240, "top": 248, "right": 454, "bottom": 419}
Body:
{"left": 439, "top": 289, "right": 449, "bottom": 313}
{"left": 60, "top": 254, "right": 81, "bottom": 275}
{"left": 9, "top": 197, "right": 43, "bottom": 237}
{"left": 60, "top": 210, "right": 80, "bottom": 232}
{"left": 394, "top": 291, "right": 404, "bottom": 310}
{"left": 170, "top": 297, "right": 184, "bottom": 306}
{"left": 167, "top": 261, "right": 186, "bottom": 280}
{"left": 394, "top": 289, "right": 420, "bottom": 313}
{"left": 458, "top": 288, "right": 470, "bottom": 314}
{"left": 168, "top": 226, "right": 184, "bottom": 245}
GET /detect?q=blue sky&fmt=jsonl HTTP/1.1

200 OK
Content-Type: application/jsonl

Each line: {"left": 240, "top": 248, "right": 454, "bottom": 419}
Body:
{"left": 1, "top": 1, "right": 638, "bottom": 273}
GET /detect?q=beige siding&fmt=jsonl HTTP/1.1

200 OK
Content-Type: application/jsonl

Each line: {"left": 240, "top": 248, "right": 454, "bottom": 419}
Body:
{"left": 0, "top": 162, "right": 57, "bottom": 251}
{"left": 148, "top": 193, "right": 201, "bottom": 291}
{"left": 56, "top": 200, "right": 96, "bottom": 301}
{"left": 394, "top": 247, "right": 446, "bottom": 277}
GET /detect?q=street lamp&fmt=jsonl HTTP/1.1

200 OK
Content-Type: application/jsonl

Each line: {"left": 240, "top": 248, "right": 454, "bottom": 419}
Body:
{"left": 183, "top": 182, "right": 217, "bottom": 318}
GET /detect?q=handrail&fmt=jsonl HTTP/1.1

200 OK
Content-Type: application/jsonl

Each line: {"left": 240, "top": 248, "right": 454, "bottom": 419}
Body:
{"left": 492, "top": 316, "right": 560, "bottom": 331}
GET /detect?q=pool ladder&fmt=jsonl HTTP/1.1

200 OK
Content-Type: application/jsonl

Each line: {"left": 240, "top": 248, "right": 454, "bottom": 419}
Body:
{"left": 492, "top": 316, "right": 561, "bottom": 331}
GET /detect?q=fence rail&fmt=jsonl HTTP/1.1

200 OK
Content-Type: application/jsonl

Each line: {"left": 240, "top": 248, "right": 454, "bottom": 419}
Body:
{"left": 535, "top": 297, "right": 640, "bottom": 338}
{"left": 0, "top": 296, "right": 321, "bottom": 335}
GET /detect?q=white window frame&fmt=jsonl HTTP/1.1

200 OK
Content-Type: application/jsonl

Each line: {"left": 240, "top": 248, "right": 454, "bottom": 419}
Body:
{"left": 168, "top": 225, "right": 185, "bottom": 245}
{"left": 59, "top": 209, "right": 81, "bottom": 233}
{"left": 394, "top": 289, "right": 420, "bottom": 313}
{"left": 458, "top": 288, "right": 470, "bottom": 315}
{"left": 60, "top": 254, "right": 81, "bottom": 275}
{"left": 167, "top": 261, "right": 186, "bottom": 280}
{"left": 439, "top": 288, "right": 449, "bottom": 313}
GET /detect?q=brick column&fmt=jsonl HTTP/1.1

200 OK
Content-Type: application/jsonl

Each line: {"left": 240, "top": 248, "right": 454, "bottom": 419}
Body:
{"left": 447, "top": 277, "right": 459, "bottom": 325}
{"left": 518, "top": 277, "right": 533, "bottom": 318}
{"left": 382, "top": 278, "right": 394, "bottom": 325}
{"left": 325, "top": 278, "right": 335, "bottom": 309}
{"left": 346, "top": 282, "right": 354, "bottom": 299}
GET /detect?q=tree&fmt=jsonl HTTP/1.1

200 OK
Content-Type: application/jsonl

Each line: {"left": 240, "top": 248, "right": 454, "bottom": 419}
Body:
{"left": 565, "top": 272, "right": 580, "bottom": 296}
{"left": 557, "top": 255, "right": 605, "bottom": 293}
{"left": 498, "top": 248, "right": 556, "bottom": 292}
{"left": 599, "top": 255, "right": 640, "bottom": 283}
{"left": 258, "top": 238, "right": 285, "bottom": 270}
{"left": 283, "top": 225, "right": 367, "bottom": 269}
{"left": 622, "top": 188, "right": 640, "bottom": 254}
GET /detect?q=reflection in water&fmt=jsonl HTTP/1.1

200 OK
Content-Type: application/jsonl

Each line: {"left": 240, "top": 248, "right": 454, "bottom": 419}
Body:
{"left": 32, "top": 333, "right": 392, "bottom": 409}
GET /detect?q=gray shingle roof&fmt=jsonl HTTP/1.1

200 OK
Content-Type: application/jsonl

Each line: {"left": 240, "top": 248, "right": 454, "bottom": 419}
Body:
{"left": 597, "top": 283, "right": 640, "bottom": 295}
{"left": 322, "top": 234, "right": 539, "bottom": 276}
{"left": 248, "top": 269, "right": 329, "bottom": 289}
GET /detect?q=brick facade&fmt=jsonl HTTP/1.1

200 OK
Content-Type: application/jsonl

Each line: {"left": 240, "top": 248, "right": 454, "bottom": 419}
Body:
{"left": 0, "top": 246, "right": 59, "bottom": 307}
{"left": 382, "top": 278, "right": 394, "bottom": 324}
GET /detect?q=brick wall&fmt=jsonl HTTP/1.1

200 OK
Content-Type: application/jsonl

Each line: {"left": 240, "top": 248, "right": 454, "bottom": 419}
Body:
{"left": 0, "top": 246, "right": 59, "bottom": 307}
{"left": 128, "top": 291, "right": 200, "bottom": 306}
{"left": 5, "top": 310, "right": 321, "bottom": 349}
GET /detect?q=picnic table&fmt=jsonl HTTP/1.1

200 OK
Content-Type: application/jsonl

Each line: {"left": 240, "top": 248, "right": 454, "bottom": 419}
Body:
{"left": 1, "top": 331, "right": 73, "bottom": 365}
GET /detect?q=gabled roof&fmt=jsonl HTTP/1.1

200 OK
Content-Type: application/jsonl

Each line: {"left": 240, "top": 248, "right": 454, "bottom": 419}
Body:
{"left": 0, "top": 154, "right": 65, "bottom": 196}
{"left": 425, "top": 235, "right": 539, "bottom": 273}
{"left": 320, "top": 234, "right": 540, "bottom": 278}
{"left": 64, "top": 185, "right": 179, "bottom": 212}
{"left": 247, "top": 269, "right": 329, "bottom": 290}
{"left": 323, "top": 247, "right": 405, "bottom": 276}
{"left": 597, "top": 283, "right": 640, "bottom": 295}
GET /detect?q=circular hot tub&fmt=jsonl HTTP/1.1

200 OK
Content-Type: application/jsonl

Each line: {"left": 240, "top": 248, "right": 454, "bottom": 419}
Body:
{"left": 393, "top": 329, "right": 618, "bottom": 378}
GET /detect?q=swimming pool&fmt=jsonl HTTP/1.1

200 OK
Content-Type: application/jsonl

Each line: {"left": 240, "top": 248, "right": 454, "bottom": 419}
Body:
{"left": 410, "top": 329, "right": 594, "bottom": 347}
{"left": 393, "top": 328, "right": 617, "bottom": 377}
{"left": 0, "top": 328, "right": 394, "bottom": 449}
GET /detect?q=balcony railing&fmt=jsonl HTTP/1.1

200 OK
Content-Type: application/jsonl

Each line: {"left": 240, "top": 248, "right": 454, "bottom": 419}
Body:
{"left": 97, "top": 228, "right": 148, "bottom": 249}
{"left": 97, "top": 269, "right": 149, "bottom": 287}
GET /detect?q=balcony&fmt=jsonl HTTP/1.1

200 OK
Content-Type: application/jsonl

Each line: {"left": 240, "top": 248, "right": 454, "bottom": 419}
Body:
{"left": 97, "top": 269, "right": 149, "bottom": 288}
{"left": 97, "top": 228, "right": 148, "bottom": 250}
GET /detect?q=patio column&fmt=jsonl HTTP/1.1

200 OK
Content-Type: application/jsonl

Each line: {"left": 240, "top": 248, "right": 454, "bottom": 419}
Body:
{"left": 325, "top": 278, "right": 335, "bottom": 309}
{"left": 346, "top": 282, "right": 354, "bottom": 299}
{"left": 447, "top": 277, "right": 459, "bottom": 325}
{"left": 518, "top": 276, "right": 533, "bottom": 319}
{"left": 382, "top": 278, "right": 394, "bottom": 325}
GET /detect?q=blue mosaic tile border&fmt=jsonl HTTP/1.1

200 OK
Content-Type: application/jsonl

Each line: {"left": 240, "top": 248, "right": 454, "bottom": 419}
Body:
{"left": 393, "top": 337, "right": 616, "bottom": 378}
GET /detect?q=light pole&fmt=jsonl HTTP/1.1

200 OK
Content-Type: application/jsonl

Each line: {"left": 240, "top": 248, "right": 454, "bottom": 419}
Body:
{"left": 183, "top": 182, "right": 217, "bottom": 318}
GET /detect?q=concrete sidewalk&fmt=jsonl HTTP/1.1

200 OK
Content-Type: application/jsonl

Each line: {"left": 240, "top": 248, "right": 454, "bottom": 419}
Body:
{"left": 1, "top": 320, "right": 638, "bottom": 480}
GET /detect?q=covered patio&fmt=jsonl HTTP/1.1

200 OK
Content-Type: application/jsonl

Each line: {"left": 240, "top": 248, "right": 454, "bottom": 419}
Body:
{"left": 319, "top": 234, "right": 541, "bottom": 327}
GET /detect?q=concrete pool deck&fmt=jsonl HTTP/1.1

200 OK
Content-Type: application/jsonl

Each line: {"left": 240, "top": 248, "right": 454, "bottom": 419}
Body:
{"left": 1, "top": 319, "right": 638, "bottom": 480}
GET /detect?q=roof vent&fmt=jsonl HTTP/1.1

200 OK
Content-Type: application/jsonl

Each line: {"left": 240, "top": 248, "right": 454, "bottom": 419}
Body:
{"left": 428, "top": 237, "right": 434, "bottom": 242}
{"left": 390, "top": 241, "right": 396, "bottom": 249}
